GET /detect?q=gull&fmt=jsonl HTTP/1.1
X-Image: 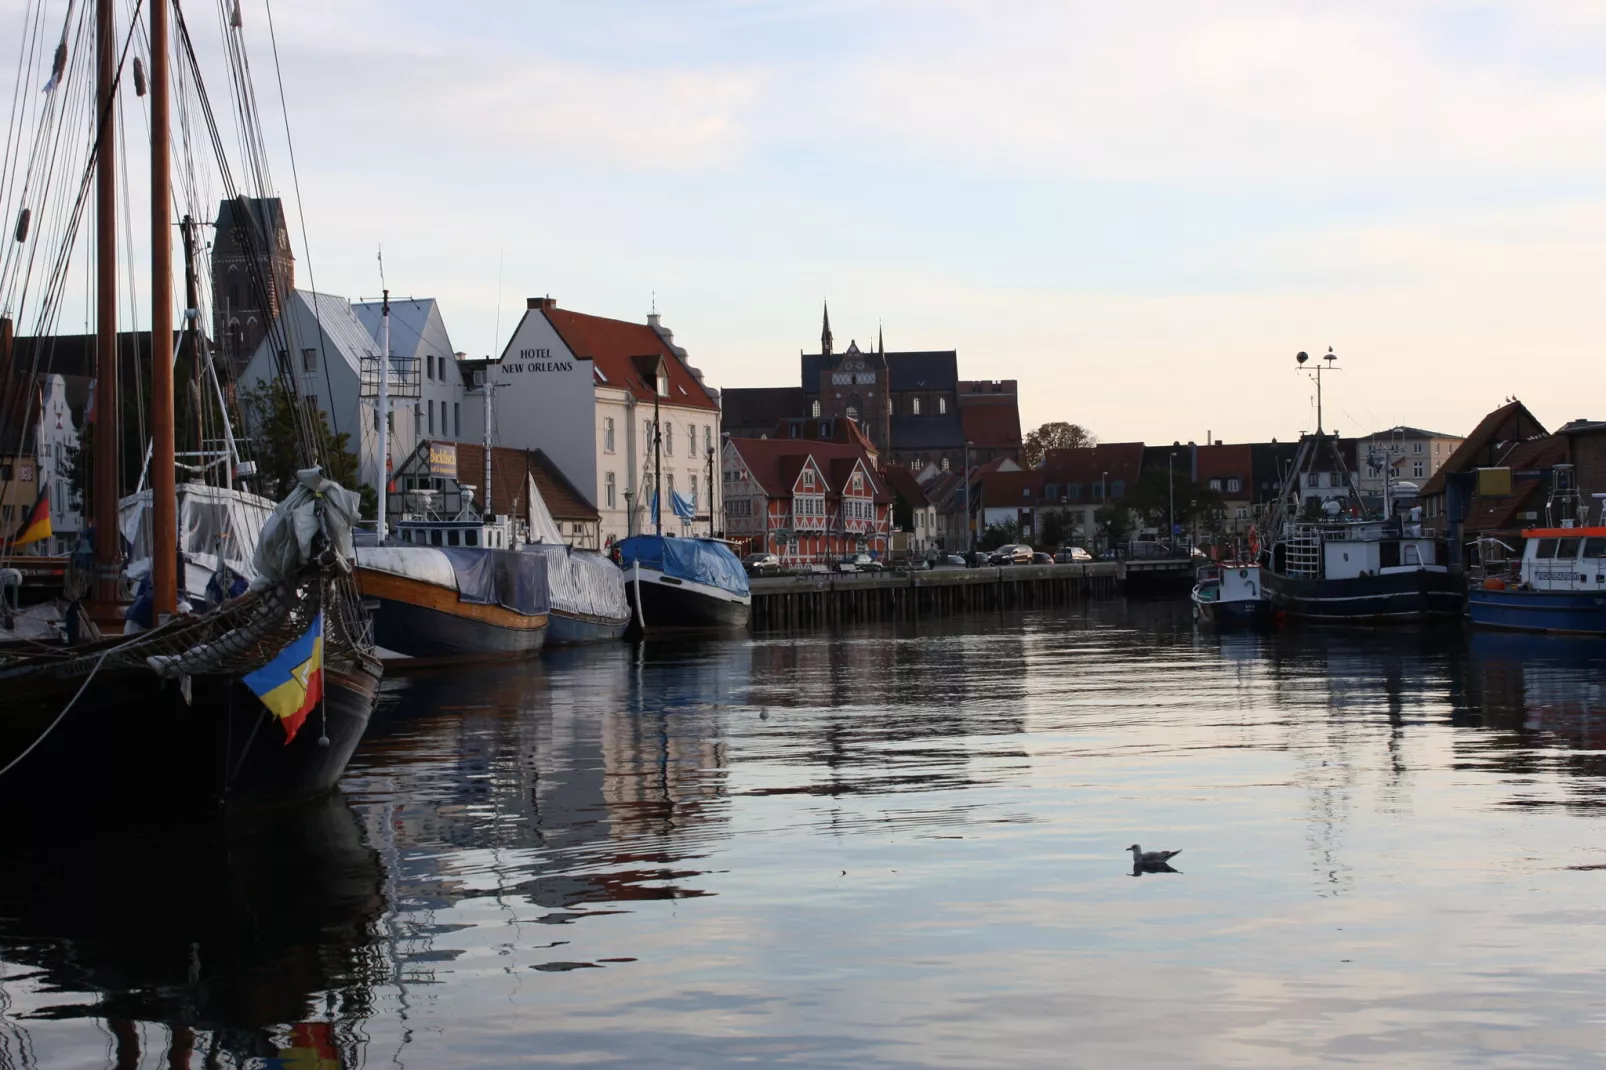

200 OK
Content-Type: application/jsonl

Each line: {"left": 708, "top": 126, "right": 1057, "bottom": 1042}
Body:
{"left": 1128, "top": 844, "right": 1181, "bottom": 865}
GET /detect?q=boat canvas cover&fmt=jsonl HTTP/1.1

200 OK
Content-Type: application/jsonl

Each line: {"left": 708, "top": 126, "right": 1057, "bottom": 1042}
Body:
{"left": 524, "top": 543, "right": 629, "bottom": 622}
{"left": 440, "top": 547, "right": 550, "bottom": 617}
{"left": 355, "top": 546, "right": 458, "bottom": 590}
{"left": 617, "top": 536, "right": 750, "bottom": 598}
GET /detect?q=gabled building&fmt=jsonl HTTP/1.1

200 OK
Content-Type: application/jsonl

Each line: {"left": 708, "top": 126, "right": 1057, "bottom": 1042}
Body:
{"left": 352, "top": 297, "right": 463, "bottom": 479}
{"left": 1419, "top": 400, "right": 1550, "bottom": 533}
{"left": 881, "top": 464, "right": 939, "bottom": 557}
{"left": 1039, "top": 442, "right": 1145, "bottom": 543}
{"left": 1354, "top": 425, "right": 1464, "bottom": 505}
{"left": 466, "top": 298, "right": 721, "bottom": 547}
{"left": 979, "top": 470, "right": 1046, "bottom": 539}
{"left": 1193, "top": 442, "right": 1254, "bottom": 533}
{"left": 722, "top": 437, "right": 891, "bottom": 564}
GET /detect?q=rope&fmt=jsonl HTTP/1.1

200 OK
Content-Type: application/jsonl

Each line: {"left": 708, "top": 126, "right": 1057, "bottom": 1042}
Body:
{"left": 0, "top": 645, "right": 110, "bottom": 780}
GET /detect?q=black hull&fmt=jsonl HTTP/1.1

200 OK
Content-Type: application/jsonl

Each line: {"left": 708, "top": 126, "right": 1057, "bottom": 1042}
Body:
{"left": 0, "top": 657, "right": 380, "bottom": 818}
{"left": 547, "top": 608, "right": 631, "bottom": 645}
{"left": 1261, "top": 568, "right": 1465, "bottom": 623}
{"left": 626, "top": 569, "right": 751, "bottom": 632}
{"left": 372, "top": 596, "right": 548, "bottom": 658}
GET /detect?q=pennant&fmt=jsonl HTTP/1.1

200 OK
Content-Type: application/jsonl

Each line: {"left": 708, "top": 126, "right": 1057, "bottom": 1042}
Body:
{"left": 243, "top": 612, "right": 324, "bottom": 744}
{"left": 11, "top": 487, "right": 52, "bottom": 547}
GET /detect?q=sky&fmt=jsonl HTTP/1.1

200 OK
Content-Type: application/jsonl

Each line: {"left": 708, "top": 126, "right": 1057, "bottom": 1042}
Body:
{"left": 10, "top": 0, "right": 1606, "bottom": 444}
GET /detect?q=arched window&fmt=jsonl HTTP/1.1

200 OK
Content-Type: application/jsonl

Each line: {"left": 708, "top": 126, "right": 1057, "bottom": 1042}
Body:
{"left": 912, "top": 397, "right": 921, "bottom": 416}
{"left": 811, "top": 399, "right": 821, "bottom": 418}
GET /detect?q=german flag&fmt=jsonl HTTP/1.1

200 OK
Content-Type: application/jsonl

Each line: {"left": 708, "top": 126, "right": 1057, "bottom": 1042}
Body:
{"left": 10, "top": 487, "right": 52, "bottom": 548}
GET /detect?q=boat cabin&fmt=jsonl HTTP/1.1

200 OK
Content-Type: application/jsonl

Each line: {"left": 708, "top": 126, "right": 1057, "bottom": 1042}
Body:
{"left": 1514, "top": 528, "right": 1606, "bottom": 591}
{"left": 393, "top": 488, "right": 517, "bottom": 550}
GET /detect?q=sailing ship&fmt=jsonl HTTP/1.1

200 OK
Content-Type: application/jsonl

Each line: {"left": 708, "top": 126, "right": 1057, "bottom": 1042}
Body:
{"left": 1467, "top": 467, "right": 1606, "bottom": 635}
{"left": 0, "top": 0, "right": 380, "bottom": 813}
{"left": 1255, "top": 351, "right": 1463, "bottom": 623}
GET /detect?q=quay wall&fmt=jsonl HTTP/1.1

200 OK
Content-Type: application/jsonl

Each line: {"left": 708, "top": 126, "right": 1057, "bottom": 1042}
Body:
{"left": 748, "top": 563, "right": 1123, "bottom": 629}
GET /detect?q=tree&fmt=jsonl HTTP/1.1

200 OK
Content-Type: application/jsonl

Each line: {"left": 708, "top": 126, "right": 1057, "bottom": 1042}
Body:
{"left": 1039, "top": 508, "right": 1068, "bottom": 550}
{"left": 979, "top": 520, "right": 1018, "bottom": 551}
{"left": 1095, "top": 502, "right": 1132, "bottom": 553}
{"left": 238, "top": 379, "right": 372, "bottom": 517}
{"left": 1023, "top": 421, "right": 1096, "bottom": 468}
{"left": 892, "top": 490, "right": 913, "bottom": 531}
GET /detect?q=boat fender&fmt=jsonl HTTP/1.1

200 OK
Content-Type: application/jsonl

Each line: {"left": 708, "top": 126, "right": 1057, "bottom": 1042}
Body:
{"left": 1482, "top": 576, "right": 1507, "bottom": 591}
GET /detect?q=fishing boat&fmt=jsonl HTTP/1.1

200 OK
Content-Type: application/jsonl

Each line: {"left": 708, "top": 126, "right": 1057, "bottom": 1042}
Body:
{"left": 0, "top": 0, "right": 380, "bottom": 814}
{"left": 1467, "top": 470, "right": 1606, "bottom": 635}
{"left": 1192, "top": 563, "right": 1270, "bottom": 626}
{"left": 1256, "top": 350, "right": 1463, "bottom": 623}
{"left": 618, "top": 533, "right": 751, "bottom": 631}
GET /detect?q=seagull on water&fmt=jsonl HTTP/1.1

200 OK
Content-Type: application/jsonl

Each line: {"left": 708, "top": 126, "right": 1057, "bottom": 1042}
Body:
{"left": 1128, "top": 844, "right": 1181, "bottom": 864}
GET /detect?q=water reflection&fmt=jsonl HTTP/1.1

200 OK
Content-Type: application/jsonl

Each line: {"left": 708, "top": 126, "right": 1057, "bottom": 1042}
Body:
{"left": 7, "top": 605, "right": 1606, "bottom": 1066}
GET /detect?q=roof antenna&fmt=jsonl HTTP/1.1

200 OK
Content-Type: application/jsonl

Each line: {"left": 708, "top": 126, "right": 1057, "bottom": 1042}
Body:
{"left": 651, "top": 289, "right": 657, "bottom": 316}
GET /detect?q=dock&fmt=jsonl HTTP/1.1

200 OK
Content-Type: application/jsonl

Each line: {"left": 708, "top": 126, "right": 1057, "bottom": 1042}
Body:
{"left": 749, "top": 562, "right": 1123, "bottom": 628}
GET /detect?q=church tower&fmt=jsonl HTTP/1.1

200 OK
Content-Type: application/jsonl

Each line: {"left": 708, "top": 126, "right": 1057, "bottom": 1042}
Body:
{"left": 821, "top": 300, "right": 834, "bottom": 360}
{"left": 211, "top": 197, "right": 295, "bottom": 372}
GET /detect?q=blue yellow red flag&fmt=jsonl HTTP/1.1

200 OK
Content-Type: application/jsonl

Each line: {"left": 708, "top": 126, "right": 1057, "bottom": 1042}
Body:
{"left": 243, "top": 611, "right": 324, "bottom": 744}
{"left": 11, "top": 487, "right": 52, "bottom": 547}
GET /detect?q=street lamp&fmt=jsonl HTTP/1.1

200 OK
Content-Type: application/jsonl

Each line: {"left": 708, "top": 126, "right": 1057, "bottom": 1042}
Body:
{"left": 1168, "top": 451, "right": 1176, "bottom": 553}
{"left": 964, "top": 440, "right": 974, "bottom": 555}
{"left": 1101, "top": 469, "right": 1109, "bottom": 555}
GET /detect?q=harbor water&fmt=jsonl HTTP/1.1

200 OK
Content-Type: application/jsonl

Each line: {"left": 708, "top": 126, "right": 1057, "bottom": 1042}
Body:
{"left": 4, "top": 601, "right": 1606, "bottom": 1067}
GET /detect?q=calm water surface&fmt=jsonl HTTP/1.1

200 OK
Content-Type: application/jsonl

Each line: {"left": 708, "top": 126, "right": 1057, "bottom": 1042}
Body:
{"left": 5, "top": 601, "right": 1606, "bottom": 1067}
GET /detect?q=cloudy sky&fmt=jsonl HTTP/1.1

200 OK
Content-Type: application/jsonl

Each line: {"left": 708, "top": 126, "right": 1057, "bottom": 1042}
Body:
{"left": 16, "top": 1, "right": 1606, "bottom": 443}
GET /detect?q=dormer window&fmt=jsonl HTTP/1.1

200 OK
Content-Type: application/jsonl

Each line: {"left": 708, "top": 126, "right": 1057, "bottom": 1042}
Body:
{"left": 657, "top": 372, "right": 669, "bottom": 397}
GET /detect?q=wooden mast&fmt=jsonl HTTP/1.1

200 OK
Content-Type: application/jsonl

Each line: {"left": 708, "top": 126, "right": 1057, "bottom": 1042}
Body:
{"left": 149, "top": 0, "right": 176, "bottom": 618}
{"left": 91, "top": 0, "right": 120, "bottom": 609}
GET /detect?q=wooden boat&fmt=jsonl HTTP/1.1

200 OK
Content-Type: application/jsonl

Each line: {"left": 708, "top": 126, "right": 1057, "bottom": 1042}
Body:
{"left": 619, "top": 534, "right": 751, "bottom": 631}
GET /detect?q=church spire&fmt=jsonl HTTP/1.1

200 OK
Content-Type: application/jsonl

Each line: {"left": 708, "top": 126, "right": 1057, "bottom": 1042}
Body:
{"left": 877, "top": 321, "right": 883, "bottom": 357}
{"left": 821, "top": 299, "right": 833, "bottom": 358}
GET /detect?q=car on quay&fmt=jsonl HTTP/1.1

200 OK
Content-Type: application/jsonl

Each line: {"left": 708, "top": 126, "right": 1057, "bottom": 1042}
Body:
{"left": 943, "top": 554, "right": 967, "bottom": 567}
{"left": 1032, "top": 552, "right": 1054, "bottom": 565}
{"left": 744, "top": 553, "right": 782, "bottom": 576}
{"left": 851, "top": 553, "right": 884, "bottom": 573}
{"left": 1054, "top": 546, "right": 1093, "bottom": 563}
{"left": 991, "top": 544, "right": 1034, "bottom": 566}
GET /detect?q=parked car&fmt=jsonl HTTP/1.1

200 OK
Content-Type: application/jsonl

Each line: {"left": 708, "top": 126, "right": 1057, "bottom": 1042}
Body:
{"left": 851, "top": 553, "right": 883, "bottom": 573}
{"left": 744, "top": 553, "right": 781, "bottom": 576}
{"left": 1032, "top": 552, "right": 1054, "bottom": 565}
{"left": 944, "top": 554, "right": 967, "bottom": 567}
{"left": 1055, "top": 546, "right": 1093, "bottom": 563}
{"left": 833, "top": 558, "right": 859, "bottom": 573}
{"left": 993, "top": 544, "right": 1034, "bottom": 565}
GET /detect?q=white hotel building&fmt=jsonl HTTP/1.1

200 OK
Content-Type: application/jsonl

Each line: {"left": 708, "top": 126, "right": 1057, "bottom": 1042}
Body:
{"left": 461, "top": 297, "right": 722, "bottom": 547}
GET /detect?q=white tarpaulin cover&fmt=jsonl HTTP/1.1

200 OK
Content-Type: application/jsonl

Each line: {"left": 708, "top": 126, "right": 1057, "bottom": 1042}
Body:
{"left": 251, "top": 468, "right": 363, "bottom": 591}
{"left": 525, "top": 473, "right": 565, "bottom": 545}
{"left": 523, "top": 543, "right": 629, "bottom": 622}
{"left": 353, "top": 546, "right": 458, "bottom": 590}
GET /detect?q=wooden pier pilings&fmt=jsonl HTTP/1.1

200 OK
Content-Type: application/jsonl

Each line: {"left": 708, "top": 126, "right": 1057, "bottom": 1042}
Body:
{"left": 748, "top": 562, "right": 1123, "bottom": 630}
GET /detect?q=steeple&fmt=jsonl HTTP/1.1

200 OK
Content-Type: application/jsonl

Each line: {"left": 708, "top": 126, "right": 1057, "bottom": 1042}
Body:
{"left": 821, "top": 299, "right": 833, "bottom": 359}
{"left": 877, "top": 321, "right": 883, "bottom": 358}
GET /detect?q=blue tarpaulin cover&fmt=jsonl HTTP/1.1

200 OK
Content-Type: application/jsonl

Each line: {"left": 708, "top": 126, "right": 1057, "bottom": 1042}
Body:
{"left": 617, "top": 536, "right": 750, "bottom": 598}
{"left": 440, "top": 547, "right": 551, "bottom": 617}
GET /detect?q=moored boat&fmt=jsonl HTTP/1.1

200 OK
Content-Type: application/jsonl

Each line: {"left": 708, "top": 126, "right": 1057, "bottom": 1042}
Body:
{"left": 1192, "top": 563, "right": 1271, "bottom": 626}
{"left": 618, "top": 534, "right": 750, "bottom": 631}
{"left": 1467, "top": 479, "right": 1606, "bottom": 636}
{"left": 523, "top": 541, "right": 630, "bottom": 644}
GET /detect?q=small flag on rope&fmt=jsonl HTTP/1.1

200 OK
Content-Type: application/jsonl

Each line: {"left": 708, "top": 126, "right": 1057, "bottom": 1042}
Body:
{"left": 10, "top": 487, "right": 52, "bottom": 548}
{"left": 243, "top": 612, "right": 324, "bottom": 744}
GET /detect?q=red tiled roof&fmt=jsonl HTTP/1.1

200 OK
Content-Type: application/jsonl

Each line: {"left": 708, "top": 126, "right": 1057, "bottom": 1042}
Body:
{"left": 452, "top": 442, "right": 598, "bottom": 521}
{"left": 1420, "top": 400, "right": 1547, "bottom": 496}
{"left": 538, "top": 304, "right": 718, "bottom": 411}
{"left": 1042, "top": 442, "right": 1145, "bottom": 491}
{"left": 728, "top": 437, "right": 890, "bottom": 502}
{"left": 881, "top": 465, "right": 930, "bottom": 506}
{"left": 959, "top": 402, "right": 1022, "bottom": 449}
{"left": 980, "top": 470, "right": 1045, "bottom": 507}
{"left": 1194, "top": 443, "right": 1253, "bottom": 487}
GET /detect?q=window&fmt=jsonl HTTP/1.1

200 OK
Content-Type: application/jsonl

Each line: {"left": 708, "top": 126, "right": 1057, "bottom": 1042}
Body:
{"left": 1235, "top": 506, "right": 1248, "bottom": 519}
{"left": 1068, "top": 483, "right": 1080, "bottom": 501}
{"left": 1557, "top": 538, "right": 1581, "bottom": 559}
{"left": 690, "top": 475, "right": 699, "bottom": 509}
{"left": 465, "top": 529, "right": 478, "bottom": 547}
{"left": 1227, "top": 478, "right": 1240, "bottom": 493}
{"left": 846, "top": 406, "right": 859, "bottom": 420}
{"left": 454, "top": 403, "right": 460, "bottom": 437}
{"left": 657, "top": 372, "right": 669, "bottom": 397}
{"left": 606, "top": 472, "right": 616, "bottom": 509}
{"left": 811, "top": 399, "right": 821, "bottom": 418}
{"left": 604, "top": 417, "right": 616, "bottom": 453}
{"left": 302, "top": 347, "right": 317, "bottom": 372}
{"left": 803, "top": 469, "right": 815, "bottom": 489}
{"left": 1022, "top": 487, "right": 1031, "bottom": 498}
{"left": 1209, "top": 478, "right": 1222, "bottom": 492}
{"left": 667, "top": 474, "right": 676, "bottom": 497}
{"left": 425, "top": 355, "right": 434, "bottom": 380}
{"left": 414, "top": 404, "right": 421, "bottom": 435}
{"left": 665, "top": 424, "right": 674, "bottom": 456}
{"left": 645, "top": 419, "right": 654, "bottom": 447}
{"left": 1536, "top": 538, "right": 1559, "bottom": 558}
{"left": 428, "top": 400, "right": 435, "bottom": 435}
{"left": 429, "top": 529, "right": 442, "bottom": 546}
{"left": 941, "top": 457, "right": 950, "bottom": 473}
{"left": 704, "top": 426, "right": 713, "bottom": 454}
{"left": 1583, "top": 537, "right": 1606, "bottom": 558}
{"left": 939, "top": 396, "right": 947, "bottom": 415}
{"left": 1413, "top": 442, "right": 1424, "bottom": 454}
{"left": 448, "top": 529, "right": 460, "bottom": 546}
{"left": 912, "top": 397, "right": 921, "bottom": 416}
{"left": 1409, "top": 461, "right": 1422, "bottom": 477}
{"left": 1404, "top": 544, "right": 1421, "bottom": 566}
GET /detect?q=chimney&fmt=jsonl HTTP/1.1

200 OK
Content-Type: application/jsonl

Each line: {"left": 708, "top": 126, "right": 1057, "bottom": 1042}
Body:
{"left": 527, "top": 296, "right": 556, "bottom": 310}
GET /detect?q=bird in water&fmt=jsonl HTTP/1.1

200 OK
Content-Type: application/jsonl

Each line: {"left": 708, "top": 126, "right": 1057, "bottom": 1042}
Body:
{"left": 1128, "top": 844, "right": 1181, "bottom": 865}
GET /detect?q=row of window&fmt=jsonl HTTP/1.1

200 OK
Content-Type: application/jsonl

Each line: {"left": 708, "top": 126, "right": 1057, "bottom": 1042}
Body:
{"left": 398, "top": 525, "right": 505, "bottom": 548}
{"left": 1534, "top": 537, "right": 1606, "bottom": 559}
{"left": 1043, "top": 481, "right": 1125, "bottom": 502}
{"left": 843, "top": 498, "right": 874, "bottom": 521}
{"left": 601, "top": 417, "right": 716, "bottom": 458}
{"left": 905, "top": 396, "right": 948, "bottom": 416}
{"left": 1205, "top": 478, "right": 1243, "bottom": 493}
{"left": 603, "top": 472, "right": 705, "bottom": 511}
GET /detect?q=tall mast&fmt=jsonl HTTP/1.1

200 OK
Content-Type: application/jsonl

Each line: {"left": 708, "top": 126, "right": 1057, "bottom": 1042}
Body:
{"left": 481, "top": 365, "right": 492, "bottom": 521}
{"left": 149, "top": 0, "right": 177, "bottom": 618}
{"left": 376, "top": 288, "right": 389, "bottom": 540}
{"left": 91, "top": 0, "right": 120, "bottom": 609}
{"left": 652, "top": 369, "right": 662, "bottom": 537}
